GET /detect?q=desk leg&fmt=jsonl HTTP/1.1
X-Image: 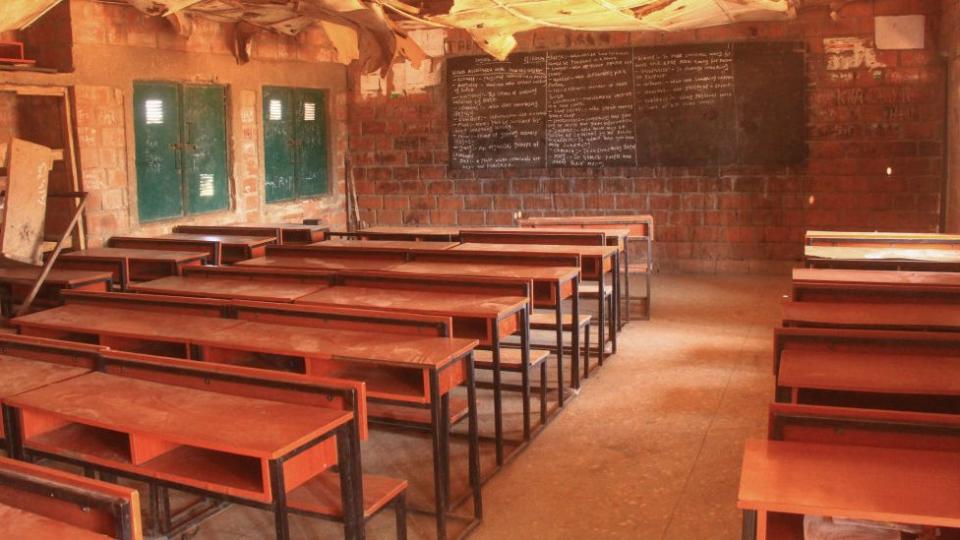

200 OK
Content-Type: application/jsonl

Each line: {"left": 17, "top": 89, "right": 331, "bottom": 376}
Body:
{"left": 571, "top": 278, "right": 580, "bottom": 390}
{"left": 741, "top": 510, "right": 758, "bottom": 540}
{"left": 519, "top": 307, "right": 531, "bottom": 441}
{"left": 268, "top": 460, "right": 290, "bottom": 540}
{"left": 598, "top": 276, "right": 606, "bottom": 366}
{"left": 2, "top": 406, "right": 22, "bottom": 460}
{"left": 429, "top": 370, "right": 448, "bottom": 540}
{"left": 491, "top": 325, "right": 504, "bottom": 466}
{"left": 610, "top": 255, "right": 619, "bottom": 354}
{"left": 623, "top": 242, "right": 631, "bottom": 324}
{"left": 465, "top": 353, "right": 483, "bottom": 520}
{"left": 336, "top": 423, "right": 365, "bottom": 540}
{"left": 554, "top": 293, "right": 565, "bottom": 406}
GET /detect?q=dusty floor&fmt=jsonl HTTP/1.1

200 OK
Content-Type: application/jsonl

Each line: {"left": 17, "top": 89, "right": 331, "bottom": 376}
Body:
{"left": 185, "top": 273, "right": 787, "bottom": 539}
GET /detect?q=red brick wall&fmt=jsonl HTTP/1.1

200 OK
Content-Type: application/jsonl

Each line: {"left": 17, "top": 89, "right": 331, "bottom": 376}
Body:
{"left": 349, "top": 0, "right": 946, "bottom": 273}
{"left": 945, "top": 0, "right": 960, "bottom": 232}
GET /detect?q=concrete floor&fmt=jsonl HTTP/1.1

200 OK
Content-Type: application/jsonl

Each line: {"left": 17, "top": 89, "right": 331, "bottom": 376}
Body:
{"left": 187, "top": 273, "right": 787, "bottom": 539}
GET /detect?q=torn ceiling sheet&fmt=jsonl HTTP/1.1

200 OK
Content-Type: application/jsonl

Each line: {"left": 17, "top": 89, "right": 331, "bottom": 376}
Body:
{"left": 429, "top": 0, "right": 797, "bottom": 59}
{"left": 0, "top": 0, "right": 63, "bottom": 31}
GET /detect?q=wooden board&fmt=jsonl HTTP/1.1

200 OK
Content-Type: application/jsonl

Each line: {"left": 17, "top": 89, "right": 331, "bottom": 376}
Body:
{"left": 447, "top": 42, "right": 805, "bottom": 169}
{"left": 2, "top": 138, "right": 53, "bottom": 264}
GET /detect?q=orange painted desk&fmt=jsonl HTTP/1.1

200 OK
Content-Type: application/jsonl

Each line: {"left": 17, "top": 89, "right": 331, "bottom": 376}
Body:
{"left": 13, "top": 303, "right": 482, "bottom": 539}
{"left": 387, "top": 260, "right": 585, "bottom": 393}
{"left": 129, "top": 275, "right": 327, "bottom": 303}
{"left": 356, "top": 226, "right": 461, "bottom": 242}
{"left": 738, "top": 438, "right": 960, "bottom": 539}
{"left": 265, "top": 223, "right": 329, "bottom": 244}
{"left": 791, "top": 268, "right": 960, "bottom": 304}
{"left": 0, "top": 354, "right": 90, "bottom": 448}
{"left": 804, "top": 245, "right": 960, "bottom": 271}
{"left": 782, "top": 301, "right": 960, "bottom": 332}
{"left": 0, "top": 456, "right": 141, "bottom": 540}
{"left": 159, "top": 233, "right": 275, "bottom": 264}
{"left": 312, "top": 239, "right": 460, "bottom": 251}
{"left": 59, "top": 248, "right": 207, "bottom": 290}
{"left": 4, "top": 371, "right": 358, "bottom": 539}
{"left": 173, "top": 224, "right": 327, "bottom": 244}
{"left": 236, "top": 255, "right": 403, "bottom": 272}
{"left": 805, "top": 230, "right": 960, "bottom": 250}
{"left": 0, "top": 266, "right": 113, "bottom": 316}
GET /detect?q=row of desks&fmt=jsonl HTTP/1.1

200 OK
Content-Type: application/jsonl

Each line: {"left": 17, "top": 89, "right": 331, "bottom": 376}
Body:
{"left": 738, "top": 238, "right": 960, "bottom": 539}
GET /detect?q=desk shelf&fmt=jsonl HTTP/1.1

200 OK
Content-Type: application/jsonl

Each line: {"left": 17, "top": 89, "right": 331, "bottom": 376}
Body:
{"left": 138, "top": 445, "right": 265, "bottom": 498}
{"left": 25, "top": 420, "right": 131, "bottom": 465}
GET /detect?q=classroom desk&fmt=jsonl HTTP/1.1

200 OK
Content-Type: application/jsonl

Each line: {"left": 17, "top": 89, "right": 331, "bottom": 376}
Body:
{"left": 805, "top": 230, "right": 960, "bottom": 250}
{"left": 356, "top": 226, "right": 462, "bottom": 242}
{"left": 455, "top": 242, "right": 619, "bottom": 357}
{"left": 803, "top": 245, "right": 960, "bottom": 271}
{"left": 296, "top": 285, "right": 531, "bottom": 465}
{"left": 175, "top": 224, "right": 327, "bottom": 244}
{"left": 236, "top": 255, "right": 403, "bottom": 272}
{"left": 0, "top": 266, "right": 113, "bottom": 317}
{"left": 313, "top": 239, "right": 461, "bottom": 251}
{"left": 264, "top": 223, "right": 329, "bottom": 244}
{"left": 4, "top": 371, "right": 360, "bottom": 540}
{"left": 0, "top": 354, "right": 90, "bottom": 449}
{"left": 386, "top": 260, "right": 585, "bottom": 394}
{"left": 791, "top": 268, "right": 960, "bottom": 303}
{"left": 60, "top": 248, "right": 207, "bottom": 290}
{"left": 738, "top": 438, "right": 960, "bottom": 539}
{"left": 159, "top": 233, "right": 276, "bottom": 264}
{"left": 14, "top": 304, "right": 482, "bottom": 539}
{"left": 782, "top": 301, "right": 960, "bottom": 332}
{"left": 129, "top": 276, "right": 327, "bottom": 303}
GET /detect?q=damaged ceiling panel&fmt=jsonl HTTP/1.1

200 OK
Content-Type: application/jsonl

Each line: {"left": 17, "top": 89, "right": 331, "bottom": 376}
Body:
{"left": 0, "top": 0, "right": 64, "bottom": 31}
{"left": 429, "top": 0, "right": 798, "bottom": 59}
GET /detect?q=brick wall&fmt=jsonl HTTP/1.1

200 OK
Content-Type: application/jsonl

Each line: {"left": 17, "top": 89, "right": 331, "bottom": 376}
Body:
{"left": 3, "top": 0, "right": 348, "bottom": 247}
{"left": 349, "top": 0, "right": 946, "bottom": 273}
{"left": 945, "top": 0, "right": 960, "bottom": 232}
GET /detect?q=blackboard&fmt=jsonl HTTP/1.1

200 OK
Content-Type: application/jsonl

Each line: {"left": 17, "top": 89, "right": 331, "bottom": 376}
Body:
{"left": 446, "top": 42, "right": 806, "bottom": 169}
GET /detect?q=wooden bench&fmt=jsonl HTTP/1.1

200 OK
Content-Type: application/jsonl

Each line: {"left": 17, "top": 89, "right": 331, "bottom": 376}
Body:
{"left": 2, "top": 367, "right": 373, "bottom": 539}
{"left": 109, "top": 236, "right": 222, "bottom": 266}
{"left": 130, "top": 274, "right": 329, "bottom": 303}
{"left": 791, "top": 268, "right": 960, "bottom": 304}
{"left": 56, "top": 247, "right": 207, "bottom": 290}
{"left": 0, "top": 266, "right": 113, "bottom": 317}
{"left": 739, "top": 403, "right": 960, "bottom": 539}
{"left": 312, "top": 239, "right": 461, "bottom": 251}
{"left": 159, "top": 233, "right": 276, "bottom": 264}
{"left": 782, "top": 300, "right": 960, "bottom": 333}
{"left": 803, "top": 245, "right": 960, "bottom": 271}
{"left": 174, "top": 224, "right": 283, "bottom": 243}
{"left": 0, "top": 456, "right": 142, "bottom": 539}
{"left": 12, "top": 295, "right": 481, "bottom": 539}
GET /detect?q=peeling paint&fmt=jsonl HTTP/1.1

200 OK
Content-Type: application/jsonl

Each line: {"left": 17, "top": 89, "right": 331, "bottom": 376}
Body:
{"left": 823, "top": 37, "right": 886, "bottom": 71}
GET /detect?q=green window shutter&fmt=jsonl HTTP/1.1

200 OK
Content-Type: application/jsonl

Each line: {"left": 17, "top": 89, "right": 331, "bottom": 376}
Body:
{"left": 263, "top": 86, "right": 296, "bottom": 203}
{"left": 295, "top": 89, "right": 328, "bottom": 197}
{"left": 134, "top": 82, "right": 183, "bottom": 222}
{"left": 183, "top": 84, "right": 229, "bottom": 214}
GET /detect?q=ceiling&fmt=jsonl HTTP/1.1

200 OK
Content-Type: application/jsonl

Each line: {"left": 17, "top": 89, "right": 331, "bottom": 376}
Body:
{"left": 3, "top": 0, "right": 799, "bottom": 71}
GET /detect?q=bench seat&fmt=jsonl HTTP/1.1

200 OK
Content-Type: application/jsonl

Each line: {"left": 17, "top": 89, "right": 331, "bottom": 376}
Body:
{"left": 529, "top": 312, "right": 591, "bottom": 330}
{"left": 474, "top": 348, "right": 550, "bottom": 370}
{"left": 288, "top": 472, "right": 408, "bottom": 519}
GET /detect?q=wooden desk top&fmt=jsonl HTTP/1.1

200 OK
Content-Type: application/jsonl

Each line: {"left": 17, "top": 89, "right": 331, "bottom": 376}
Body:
{"left": 312, "top": 240, "right": 460, "bottom": 251}
{"left": 296, "top": 286, "right": 527, "bottom": 319}
{"left": 236, "top": 256, "right": 402, "bottom": 272}
{"left": 462, "top": 226, "right": 630, "bottom": 240}
{"left": 14, "top": 304, "right": 245, "bottom": 342}
{"left": 130, "top": 276, "right": 326, "bottom": 302}
{"left": 15, "top": 304, "right": 477, "bottom": 371}
{"left": 804, "top": 245, "right": 960, "bottom": 263}
{"left": 63, "top": 247, "right": 207, "bottom": 263}
{"left": 212, "top": 321, "right": 477, "bottom": 370}
{"left": 160, "top": 233, "right": 276, "bottom": 247}
{"left": 0, "top": 266, "right": 113, "bottom": 286}
{"left": 261, "top": 223, "right": 329, "bottom": 232}
{"left": 455, "top": 242, "right": 616, "bottom": 258}
{"left": 782, "top": 301, "right": 960, "bottom": 330}
{"left": 806, "top": 230, "right": 960, "bottom": 241}
{"left": 0, "top": 503, "right": 111, "bottom": 540}
{"left": 361, "top": 226, "right": 461, "bottom": 236}
{"left": 779, "top": 349, "right": 960, "bottom": 396}
{"left": 793, "top": 268, "right": 960, "bottom": 286}
{"left": 9, "top": 372, "right": 351, "bottom": 459}
{"left": 388, "top": 260, "right": 580, "bottom": 284}
{"left": 0, "top": 354, "right": 89, "bottom": 398}
{"left": 738, "top": 438, "right": 960, "bottom": 527}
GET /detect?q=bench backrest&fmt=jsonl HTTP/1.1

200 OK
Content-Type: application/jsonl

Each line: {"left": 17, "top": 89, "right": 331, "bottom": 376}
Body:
{"left": 0, "top": 456, "right": 141, "bottom": 539}
{"left": 182, "top": 265, "right": 335, "bottom": 285}
{"left": 61, "top": 290, "right": 229, "bottom": 317}
{"left": 267, "top": 244, "right": 410, "bottom": 262}
{"left": 98, "top": 349, "right": 368, "bottom": 439}
{"left": 231, "top": 300, "right": 453, "bottom": 338}
{"left": 174, "top": 225, "right": 282, "bottom": 243}
{"left": 108, "top": 236, "right": 221, "bottom": 265}
{"left": 411, "top": 249, "right": 580, "bottom": 268}
{"left": 519, "top": 214, "right": 654, "bottom": 239}
{"left": 460, "top": 229, "right": 606, "bottom": 246}
{"left": 334, "top": 270, "right": 532, "bottom": 299}
{"left": 792, "top": 281, "right": 960, "bottom": 304}
{"left": 0, "top": 334, "right": 104, "bottom": 369}
{"left": 773, "top": 327, "right": 960, "bottom": 374}
{"left": 768, "top": 402, "right": 960, "bottom": 452}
